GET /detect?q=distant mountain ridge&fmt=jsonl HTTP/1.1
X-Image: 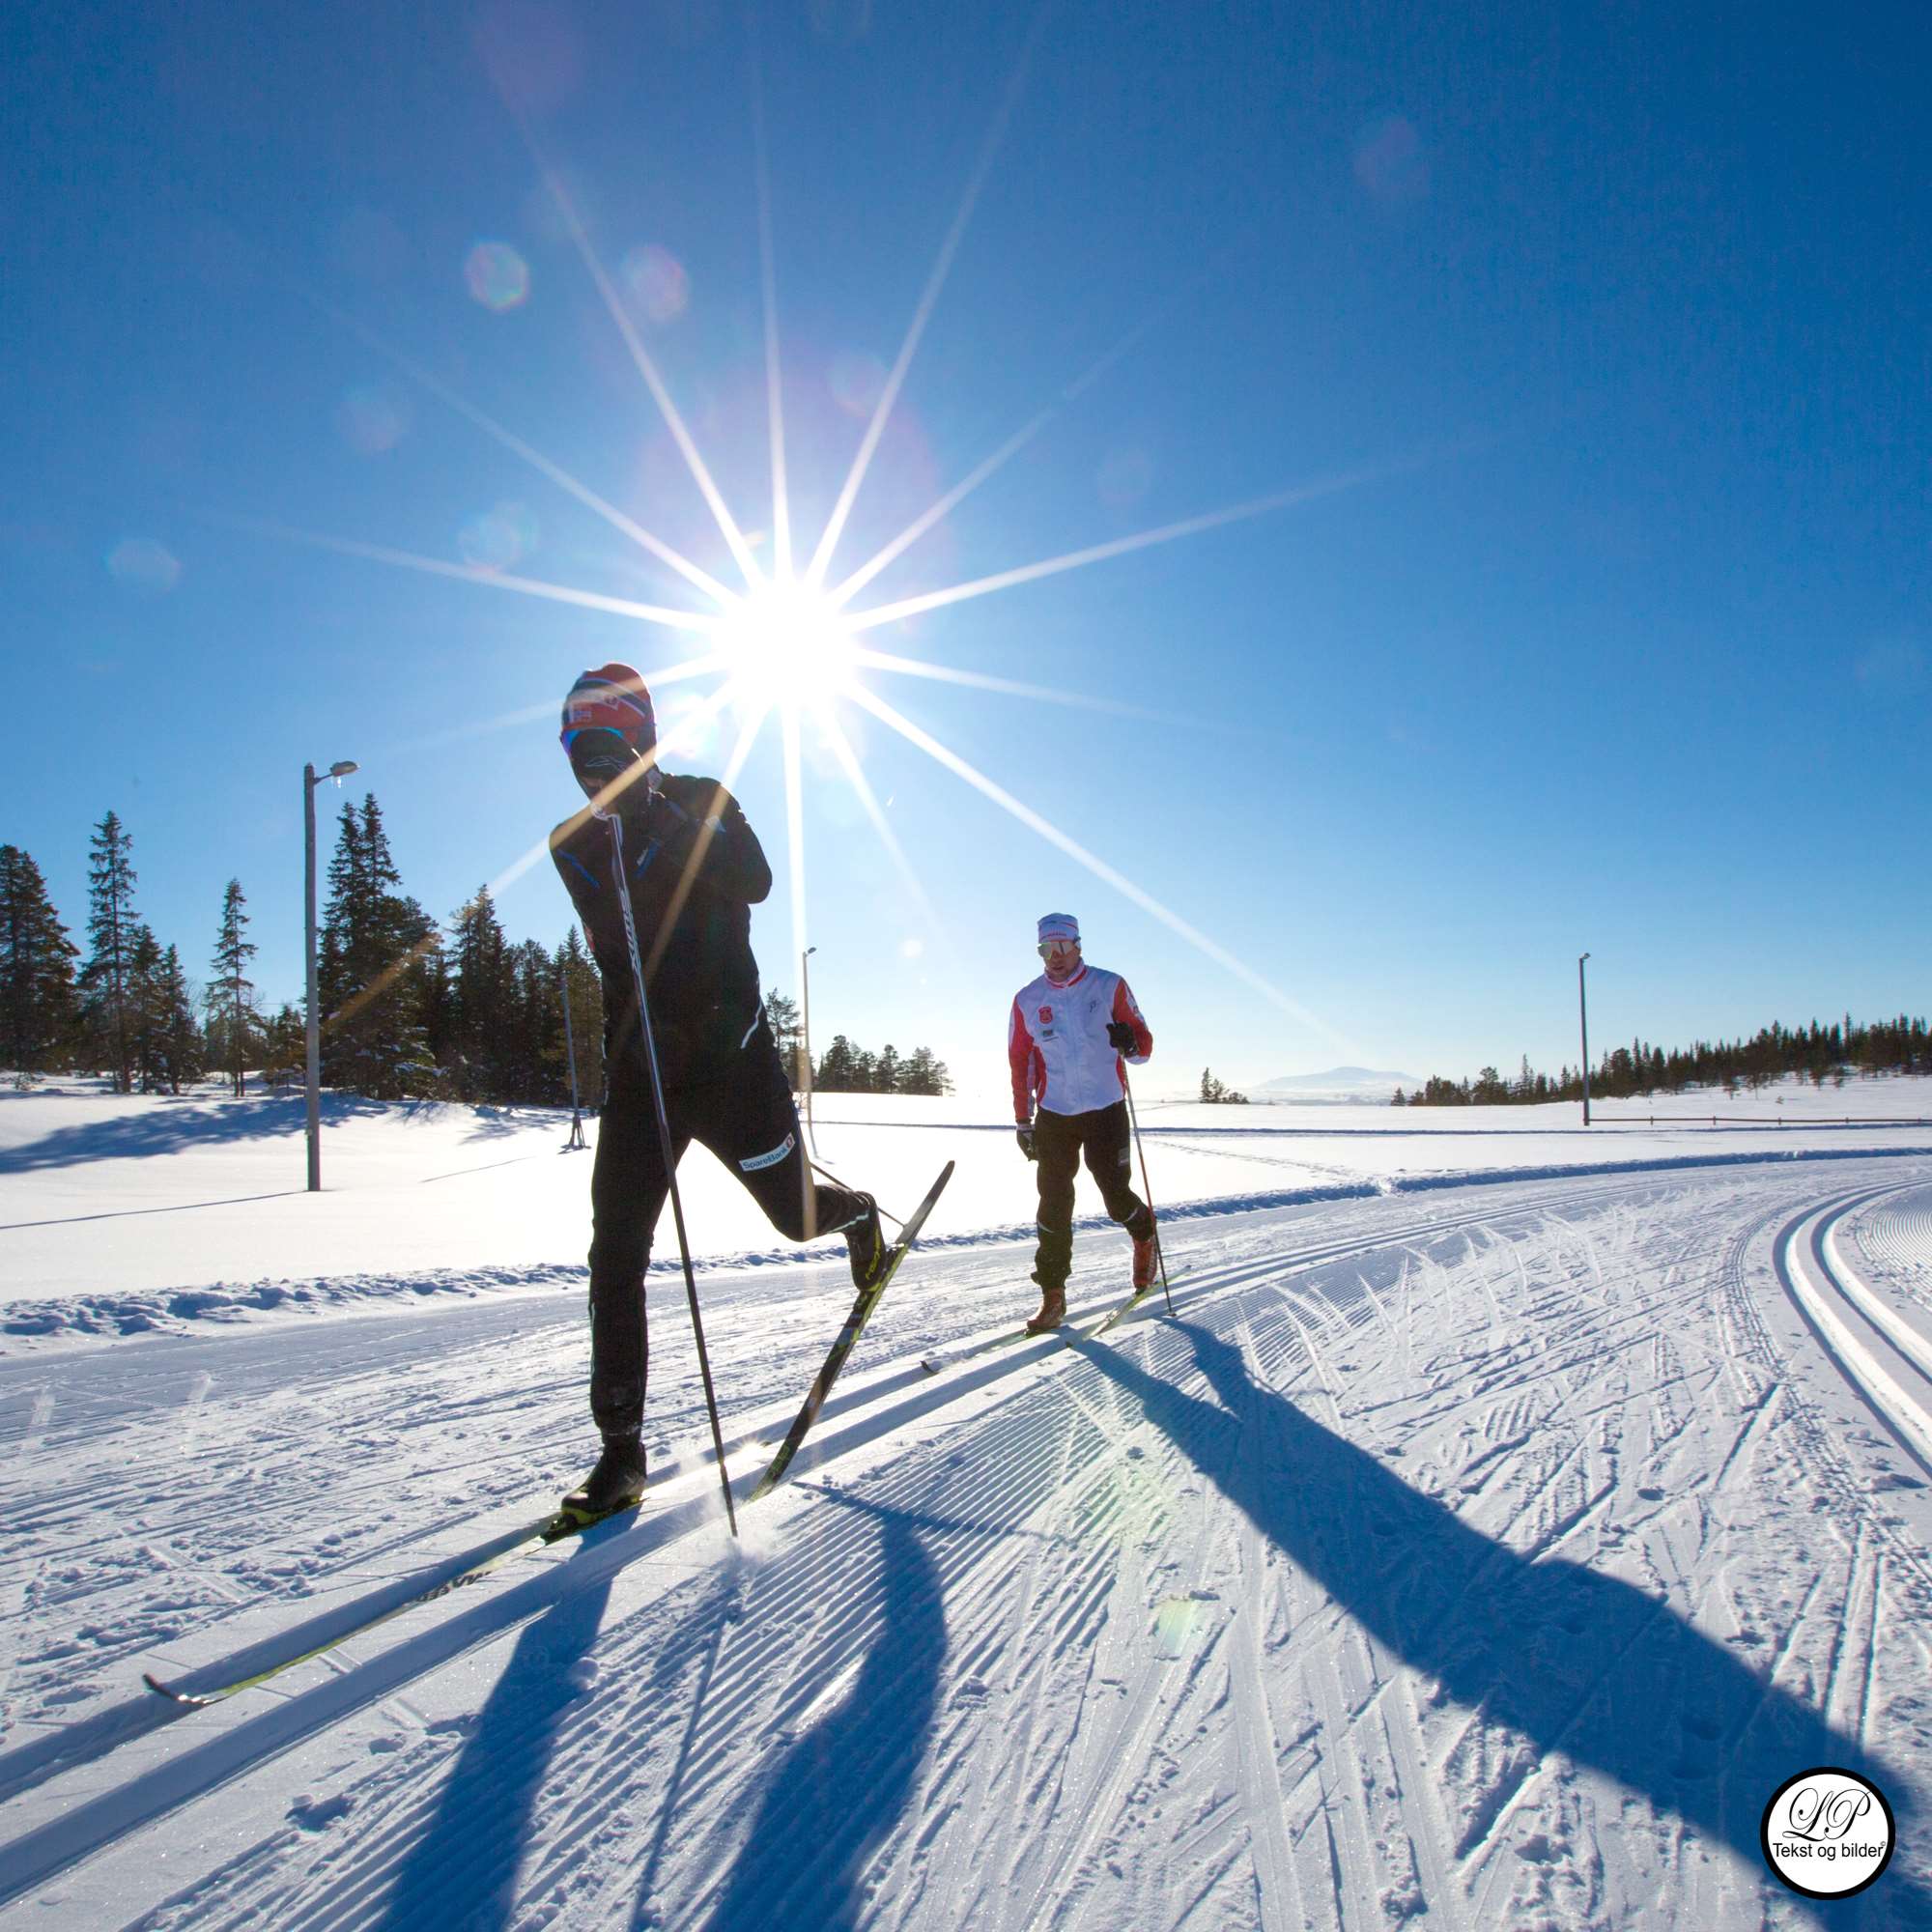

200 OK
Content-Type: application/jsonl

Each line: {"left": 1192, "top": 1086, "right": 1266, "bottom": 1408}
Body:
{"left": 1257, "top": 1065, "right": 1419, "bottom": 1098}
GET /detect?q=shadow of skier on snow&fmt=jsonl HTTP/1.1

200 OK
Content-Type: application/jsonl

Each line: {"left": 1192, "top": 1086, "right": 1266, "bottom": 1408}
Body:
{"left": 1078, "top": 1321, "right": 1932, "bottom": 1930}
{"left": 374, "top": 1551, "right": 613, "bottom": 1932}
{"left": 692, "top": 1501, "right": 948, "bottom": 1932}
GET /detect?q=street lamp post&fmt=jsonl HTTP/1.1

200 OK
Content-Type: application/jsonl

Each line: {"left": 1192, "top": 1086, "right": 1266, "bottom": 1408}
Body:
{"left": 559, "top": 957, "right": 586, "bottom": 1151}
{"left": 800, "top": 945, "right": 819, "bottom": 1157}
{"left": 1577, "top": 952, "right": 1592, "bottom": 1127}
{"left": 305, "top": 758, "right": 359, "bottom": 1191}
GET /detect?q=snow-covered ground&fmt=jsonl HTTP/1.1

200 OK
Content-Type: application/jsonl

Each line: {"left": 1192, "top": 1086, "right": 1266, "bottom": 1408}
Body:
{"left": 4, "top": 1079, "right": 1932, "bottom": 1926}
{"left": 6, "top": 1073, "right": 1930, "bottom": 1335}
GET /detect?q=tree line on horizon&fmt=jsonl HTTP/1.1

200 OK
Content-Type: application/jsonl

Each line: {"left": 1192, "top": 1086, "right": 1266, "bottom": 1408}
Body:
{"left": 1395, "top": 1015, "right": 1931, "bottom": 1107}
{"left": 1, "top": 801, "right": 949, "bottom": 1106}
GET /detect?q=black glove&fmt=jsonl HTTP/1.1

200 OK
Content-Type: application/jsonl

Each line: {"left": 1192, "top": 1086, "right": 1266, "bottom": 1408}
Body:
{"left": 1015, "top": 1124, "right": 1037, "bottom": 1161}
{"left": 631, "top": 784, "right": 689, "bottom": 844}
{"left": 1106, "top": 1020, "right": 1136, "bottom": 1052}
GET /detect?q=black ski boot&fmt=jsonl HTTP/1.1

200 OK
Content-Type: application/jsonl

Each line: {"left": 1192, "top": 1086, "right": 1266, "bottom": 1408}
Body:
{"left": 846, "top": 1194, "right": 889, "bottom": 1293}
{"left": 562, "top": 1434, "right": 646, "bottom": 1518}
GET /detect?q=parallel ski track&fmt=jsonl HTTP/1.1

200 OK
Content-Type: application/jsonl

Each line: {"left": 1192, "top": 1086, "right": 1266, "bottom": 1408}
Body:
{"left": 1774, "top": 1181, "right": 1932, "bottom": 1475}
{"left": 1273, "top": 1290, "right": 1472, "bottom": 1932}
{"left": 5, "top": 1161, "right": 1928, "bottom": 1912}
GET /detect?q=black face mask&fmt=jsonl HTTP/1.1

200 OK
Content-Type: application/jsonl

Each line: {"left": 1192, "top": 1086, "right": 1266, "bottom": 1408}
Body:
{"left": 566, "top": 728, "right": 648, "bottom": 803}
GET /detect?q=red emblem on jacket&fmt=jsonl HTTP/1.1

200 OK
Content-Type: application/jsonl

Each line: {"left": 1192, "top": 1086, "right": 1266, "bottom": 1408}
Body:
{"left": 1038, "top": 1005, "right": 1053, "bottom": 1023}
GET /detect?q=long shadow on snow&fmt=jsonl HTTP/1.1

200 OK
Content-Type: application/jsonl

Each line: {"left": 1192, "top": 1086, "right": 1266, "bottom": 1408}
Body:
{"left": 0, "top": 1095, "right": 389, "bottom": 1172}
{"left": 1082, "top": 1322, "right": 1932, "bottom": 1929}
{"left": 693, "top": 1501, "right": 948, "bottom": 1932}
{"left": 374, "top": 1553, "right": 613, "bottom": 1932}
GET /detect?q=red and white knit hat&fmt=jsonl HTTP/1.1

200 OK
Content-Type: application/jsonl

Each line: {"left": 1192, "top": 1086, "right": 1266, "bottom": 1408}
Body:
{"left": 559, "top": 663, "right": 656, "bottom": 756}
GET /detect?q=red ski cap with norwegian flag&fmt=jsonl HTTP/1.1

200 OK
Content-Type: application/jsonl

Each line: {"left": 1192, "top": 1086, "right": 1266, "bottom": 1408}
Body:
{"left": 559, "top": 664, "right": 656, "bottom": 758}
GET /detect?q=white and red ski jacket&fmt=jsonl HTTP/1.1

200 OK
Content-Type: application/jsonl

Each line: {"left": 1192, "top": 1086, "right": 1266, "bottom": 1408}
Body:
{"left": 1009, "top": 963, "right": 1152, "bottom": 1122}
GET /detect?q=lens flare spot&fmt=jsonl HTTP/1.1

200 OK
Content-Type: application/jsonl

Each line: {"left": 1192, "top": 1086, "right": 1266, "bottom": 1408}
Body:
{"left": 106, "top": 538, "right": 182, "bottom": 593}
{"left": 830, "top": 351, "right": 887, "bottom": 417}
{"left": 810, "top": 0, "right": 873, "bottom": 43}
{"left": 457, "top": 500, "right": 538, "bottom": 571}
{"left": 1352, "top": 114, "right": 1430, "bottom": 203}
{"left": 621, "top": 243, "right": 689, "bottom": 323}
{"left": 1152, "top": 1596, "right": 1208, "bottom": 1659}
{"left": 336, "top": 384, "right": 413, "bottom": 454}
{"left": 465, "top": 241, "right": 531, "bottom": 311}
{"left": 899, "top": 936, "right": 923, "bottom": 960}
{"left": 473, "top": 0, "right": 584, "bottom": 115}
{"left": 719, "top": 579, "right": 859, "bottom": 706}
{"left": 1854, "top": 638, "right": 1925, "bottom": 694}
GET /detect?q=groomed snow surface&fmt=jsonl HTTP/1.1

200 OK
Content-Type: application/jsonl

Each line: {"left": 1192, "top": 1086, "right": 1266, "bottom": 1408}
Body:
{"left": 5, "top": 1078, "right": 1932, "bottom": 1928}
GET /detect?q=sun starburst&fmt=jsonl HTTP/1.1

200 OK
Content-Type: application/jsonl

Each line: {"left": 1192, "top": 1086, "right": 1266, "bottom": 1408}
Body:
{"left": 715, "top": 578, "right": 861, "bottom": 712}
{"left": 253, "top": 13, "right": 1412, "bottom": 1057}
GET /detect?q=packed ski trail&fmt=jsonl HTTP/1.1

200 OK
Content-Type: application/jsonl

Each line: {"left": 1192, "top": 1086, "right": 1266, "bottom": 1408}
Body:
{"left": 6, "top": 1161, "right": 1932, "bottom": 1928}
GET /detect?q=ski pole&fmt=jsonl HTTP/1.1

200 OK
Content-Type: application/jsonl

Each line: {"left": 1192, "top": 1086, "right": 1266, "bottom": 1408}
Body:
{"left": 1122, "top": 1070, "right": 1173, "bottom": 1314}
{"left": 605, "top": 811, "right": 739, "bottom": 1536}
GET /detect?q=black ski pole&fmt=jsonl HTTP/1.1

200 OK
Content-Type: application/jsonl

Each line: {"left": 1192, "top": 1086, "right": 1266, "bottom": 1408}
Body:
{"left": 605, "top": 810, "right": 739, "bottom": 1536}
{"left": 1122, "top": 1070, "right": 1173, "bottom": 1314}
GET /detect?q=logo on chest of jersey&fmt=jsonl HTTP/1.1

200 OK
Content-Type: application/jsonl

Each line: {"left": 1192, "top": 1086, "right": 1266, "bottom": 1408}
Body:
{"left": 1037, "top": 1006, "right": 1053, "bottom": 1024}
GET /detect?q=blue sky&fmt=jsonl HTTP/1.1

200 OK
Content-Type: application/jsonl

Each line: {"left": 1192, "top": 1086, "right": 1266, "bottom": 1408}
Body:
{"left": 5, "top": 0, "right": 1926, "bottom": 1098}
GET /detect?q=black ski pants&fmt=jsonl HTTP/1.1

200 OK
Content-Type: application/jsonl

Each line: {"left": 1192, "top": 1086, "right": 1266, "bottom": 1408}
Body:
{"left": 1031, "top": 1098, "right": 1151, "bottom": 1290}
{"left": 587, "top": 1023, "right": 867, "bottom": 1438}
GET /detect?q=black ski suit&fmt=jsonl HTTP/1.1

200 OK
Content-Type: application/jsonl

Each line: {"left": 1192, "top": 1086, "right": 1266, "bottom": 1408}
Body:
{"left": 551, "top": 774, "right": 867, "bottom": 1438}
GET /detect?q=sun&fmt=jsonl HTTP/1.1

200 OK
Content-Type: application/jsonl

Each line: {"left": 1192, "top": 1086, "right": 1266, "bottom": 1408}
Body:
{"left": 715, "top": 576, "right": 861, "bottom": 709}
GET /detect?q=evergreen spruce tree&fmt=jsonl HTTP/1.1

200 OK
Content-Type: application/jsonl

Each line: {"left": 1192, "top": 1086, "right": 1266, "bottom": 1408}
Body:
{"left": 764, "top": 988, "right": 804, "bottom": 1087}
{"left": 263, "top": 1003, "right": 305, "bottom": 1080}
{"left": 0, "top": 845, "right": 79, "bottom": 1073}
{"left": 79, "top": 810, "right": 139, "bottom": 1090}
{"left": 207, "top": 878, "right": 260, "bottom": 1095}
{"left": 873, "top": 1043, "right": 902, "bottom": 1094}
{"left": 126, "top": 923, "right": 165, "bottom": 1093}
{"left": 155, "top": 944, "right": 204, "bottom": 1093}
{"left": 445, "top": 885, "right": 513, "bottom": 1101}
{"left": 816, "top": 1035, "right": 857, "bottom": 1091}
{"left": 497, "top": 937, "right": 556, "bottom": 1104}
{"left": 316, "top": 795, "right": 438, "bottom": 1099}
{"left": 556, "top": 926, "right": 603, "bottom": 1110}
{"left": 901, "top": 1046, "right": 952, "bottom": 1096}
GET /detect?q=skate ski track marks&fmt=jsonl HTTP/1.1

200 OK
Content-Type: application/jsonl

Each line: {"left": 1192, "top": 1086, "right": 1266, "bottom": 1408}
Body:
{"left": 4, "top": 1167, "right": 1932, "bottom": 1926}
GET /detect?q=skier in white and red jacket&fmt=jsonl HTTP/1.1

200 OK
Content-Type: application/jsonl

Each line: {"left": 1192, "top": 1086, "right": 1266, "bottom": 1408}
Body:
{"left": 1007, "top": 912, "right": 1156, "bottom": 1332}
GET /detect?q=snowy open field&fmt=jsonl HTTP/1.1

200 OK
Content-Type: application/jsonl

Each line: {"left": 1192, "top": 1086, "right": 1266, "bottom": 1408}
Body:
{"left": 5, "top": 1078, "right": 1932, "bottom": 1926}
